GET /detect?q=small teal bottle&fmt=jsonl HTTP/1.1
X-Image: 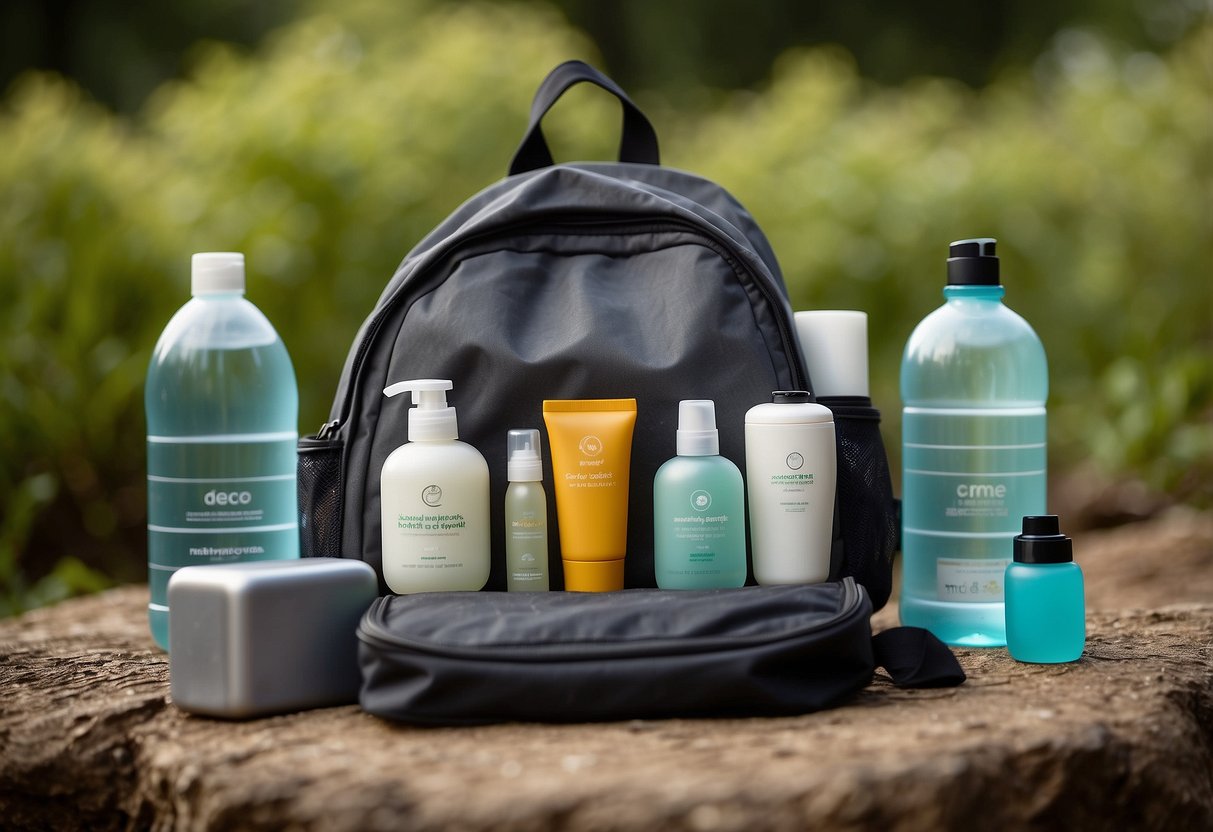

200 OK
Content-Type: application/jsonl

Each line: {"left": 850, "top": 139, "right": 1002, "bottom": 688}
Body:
{"left": 900, "top": 238, "right": 1047, "bottom": 646}
{"left": 1005, "top": 515, "right": 1085, "bottom": 663}
{"left": 654, "top": 400, "right": 746, "bottom": 589}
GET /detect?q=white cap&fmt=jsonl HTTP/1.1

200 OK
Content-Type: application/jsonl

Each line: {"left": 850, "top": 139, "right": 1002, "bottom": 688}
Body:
{"left": 191, "top": 252, "right": 246, "bottom": 296}
{"left": 383, "top": 379, "right": 457, "bottom": 441}
{"left": 507, "top": 429, "right": 543, "bottom": 481}
{"left": 676, "top": 400, "right": 719, "bottom": 456}
{"left": 794, "top": 310, "right": 869, "bottom": 397}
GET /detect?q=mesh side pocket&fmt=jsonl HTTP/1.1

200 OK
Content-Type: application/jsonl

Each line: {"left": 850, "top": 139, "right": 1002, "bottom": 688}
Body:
{"left": 298, "top": 435, "right": 345, "bottom": 558}
{"left": 822, "top": 396, "right": 898, "bottom": 611}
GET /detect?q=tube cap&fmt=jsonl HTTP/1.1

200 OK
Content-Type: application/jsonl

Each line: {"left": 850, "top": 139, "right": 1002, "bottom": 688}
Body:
{"left": 947, "top": 238, "right": 1000, "bottom": 286}
{"left": 191, "top": 252, "right": 246, "bottom": 295}
{"left": 562, "top": 558, "right": 624, "bottom": 592}
{"left": 1013, "top": 515, "right": 1074, "bottom": 564}
{"left": 383, "top": 379, "right": 458, "bottom": 441}
{"left": 676, "top": 400, "right": 719, "bottom": 456}
{"left": 507, "top": 429, "right": 543, "bottom": 481}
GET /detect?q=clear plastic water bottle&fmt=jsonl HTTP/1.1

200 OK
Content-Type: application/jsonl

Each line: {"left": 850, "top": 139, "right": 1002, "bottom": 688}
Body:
{"left": 899, "top": 238, "right": 1047, "bottom": 646}
{"left": 145, "top": 253, "right": 299, "bottom": 650}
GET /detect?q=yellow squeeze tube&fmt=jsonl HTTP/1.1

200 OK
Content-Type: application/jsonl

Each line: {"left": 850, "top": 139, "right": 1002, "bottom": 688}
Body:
{"left": 542, "top": 399, "right": 637, "bottom": 592}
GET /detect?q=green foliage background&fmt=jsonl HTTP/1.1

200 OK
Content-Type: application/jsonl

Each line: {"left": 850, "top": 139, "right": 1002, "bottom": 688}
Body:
{"left": 1, "top": 0, "right": 1210, "bottom": 613}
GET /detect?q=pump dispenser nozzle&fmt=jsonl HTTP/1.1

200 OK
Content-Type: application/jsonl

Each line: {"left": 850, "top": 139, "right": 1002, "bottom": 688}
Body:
{"left": 383, "top": 378, "right": 458, "bottom": 441}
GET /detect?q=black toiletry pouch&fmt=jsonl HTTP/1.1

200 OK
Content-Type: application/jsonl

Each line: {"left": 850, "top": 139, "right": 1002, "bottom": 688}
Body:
{"left": 357, "top": 579, "right": 963, "bottom": 726}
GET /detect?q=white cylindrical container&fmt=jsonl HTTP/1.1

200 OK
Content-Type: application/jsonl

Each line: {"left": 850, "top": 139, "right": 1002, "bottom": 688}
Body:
{"left": 794, "top": 310, "right": 869, "bottom": 398}
{"left": 744, "top": 391, "right": 837, "bottom": 585}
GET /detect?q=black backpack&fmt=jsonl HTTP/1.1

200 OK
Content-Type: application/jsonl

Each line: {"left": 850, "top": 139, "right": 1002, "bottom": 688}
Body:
{"left": 298, "top": 61, "right": 898, "bottom": 607}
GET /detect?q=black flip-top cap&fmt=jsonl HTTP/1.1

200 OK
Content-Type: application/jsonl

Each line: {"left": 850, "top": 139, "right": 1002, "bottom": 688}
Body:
{"left": 1013, "top": 515, "right": 1074, "bottom": 563}
{"left": 771, "top": 390, "right": 812, "bottom": 404}
{"left": 947, "top": 237, "right": 1000, "bottom": 285}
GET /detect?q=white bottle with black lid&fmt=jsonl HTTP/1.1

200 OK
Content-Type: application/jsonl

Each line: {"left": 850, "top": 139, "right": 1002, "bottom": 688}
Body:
{"left": 744, "top": 391, "right": 837, "bottom": 585}
{"left": 379, "top": 379, "right": 490, "bottom": 593}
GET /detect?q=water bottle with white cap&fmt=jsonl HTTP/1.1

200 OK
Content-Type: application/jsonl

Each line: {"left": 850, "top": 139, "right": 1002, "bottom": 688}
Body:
{"left": 145, "top": 253, "right": 300, "bottom": 650}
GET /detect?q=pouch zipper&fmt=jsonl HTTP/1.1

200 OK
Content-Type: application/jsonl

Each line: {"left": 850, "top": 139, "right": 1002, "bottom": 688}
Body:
{"left": 319, "top": 213, "right": 808, "bottom": 440}
{"left": 357, "top": 578, "right": 861, "bottom": 662}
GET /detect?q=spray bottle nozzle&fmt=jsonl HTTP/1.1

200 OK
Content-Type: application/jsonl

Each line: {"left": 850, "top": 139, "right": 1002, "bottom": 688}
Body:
{"left": 383, "top": 379, "right": 458, "bottom": 441}
{"left": 676, "top": 400, "right": 720, "bottom": 456}
{"left": 507, "top": 428, "right": 543, "bottom": 481}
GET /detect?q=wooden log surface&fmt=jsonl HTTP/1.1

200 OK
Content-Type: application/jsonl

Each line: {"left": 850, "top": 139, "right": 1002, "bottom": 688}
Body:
{"left": 1, "top": 507, "right": 1211, "bottom": 831}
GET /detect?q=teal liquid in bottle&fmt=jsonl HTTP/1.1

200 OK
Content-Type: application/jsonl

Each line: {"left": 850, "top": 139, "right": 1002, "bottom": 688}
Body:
{"left": 1005, "top": 516, "right": 1085, "bottom": 663}
{"left": 900, "top": 239, "right": 1047, "bottom": 646}
{"left": 145, "top": 253, "right": 299, "bottom": 650}
{"left": 654, "top": 400, "right": 747, "bottom": 589}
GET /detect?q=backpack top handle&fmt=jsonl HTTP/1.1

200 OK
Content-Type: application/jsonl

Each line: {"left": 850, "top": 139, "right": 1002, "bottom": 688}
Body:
{"left": 508, "top": 60, "right": 661, "bottom": 176}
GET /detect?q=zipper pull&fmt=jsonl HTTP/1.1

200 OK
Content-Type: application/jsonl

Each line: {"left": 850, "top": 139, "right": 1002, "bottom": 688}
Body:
{"left": 316, "top": 419, "right": 340, "bottom": 440}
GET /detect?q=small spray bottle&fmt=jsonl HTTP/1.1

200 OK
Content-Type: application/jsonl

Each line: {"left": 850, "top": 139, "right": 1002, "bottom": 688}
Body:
{"left": 505, "top": 429, "right": 550, "bottom": 591}
{"left": 654, "top": 400, "right": 747, "bottom": 589}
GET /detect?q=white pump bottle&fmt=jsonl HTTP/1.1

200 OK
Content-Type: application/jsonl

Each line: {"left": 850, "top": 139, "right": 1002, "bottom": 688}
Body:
{"left": 379, "top": 379, "right": 490, "bottom": 593}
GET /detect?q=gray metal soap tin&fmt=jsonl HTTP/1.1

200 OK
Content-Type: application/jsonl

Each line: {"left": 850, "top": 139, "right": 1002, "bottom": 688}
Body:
{"left": 167, "top": 558, "right": 378, "bottom": 718}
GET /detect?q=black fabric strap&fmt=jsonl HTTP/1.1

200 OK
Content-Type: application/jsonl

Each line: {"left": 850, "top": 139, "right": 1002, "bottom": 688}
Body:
{"left": 872, "top": 626, "right": 967, "bottom": 688}
{"left": 509, "top": 60, "right": 660, "bottom": 176}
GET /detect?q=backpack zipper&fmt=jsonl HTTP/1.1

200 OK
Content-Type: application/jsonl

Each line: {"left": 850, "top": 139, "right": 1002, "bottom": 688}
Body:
{"left": 319, "top": 214, "right": 808, "bottom": 439}
{"left": 357, "top": 578, "right": 861, "bottom": 662}
{"left": 315, "top": 419, "right": 341, "bottom": 440}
